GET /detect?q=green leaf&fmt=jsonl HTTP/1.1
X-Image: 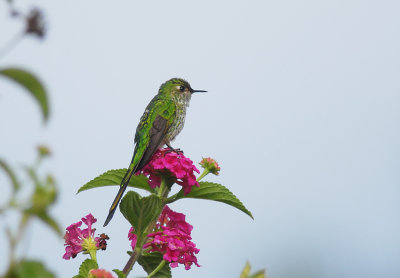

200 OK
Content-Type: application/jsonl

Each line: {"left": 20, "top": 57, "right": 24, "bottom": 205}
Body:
{"left": 113, "top": 269, "right": 127, "bottom": 278}
{"left": 0, "top": 67, "right": 49, "bottom": 122}
{"left": 240, "top": 262, "right": 251, "bottom": 278}
{"left": 72, "top": 276, "right": 84, "bottom": 278}
{"left": 240, "top": 262, "right": 266, "bottom": 278}
{"left": 77, "top": 169, "right": 154, "bottom": 194}
{"left": 249, "top": 270, "right": 267, "bottom": 278}
{"left": 172, "top": 182, "right": 253, "bottom": 219}
{"left": 0, "top": 158, "right": 20, "bottom": 193}
{"left": 78, "top": 259, "right": 98, "bottom": 277}
{"left": 17, "top": 260, "right": 55, "bottom": 278}
{"left": 138, "top": 253, "right": 171, "bottom": 278}
{"left": 35, "top": 211, "right": 62, "bottom": 236}
{"left": 120, "top": 191, "right": 162, "bottom": 236}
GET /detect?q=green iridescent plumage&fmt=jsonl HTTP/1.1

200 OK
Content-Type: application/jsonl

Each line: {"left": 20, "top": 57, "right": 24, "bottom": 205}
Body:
{"left": 104, "top": 78, "right": 206, "bottom": 226}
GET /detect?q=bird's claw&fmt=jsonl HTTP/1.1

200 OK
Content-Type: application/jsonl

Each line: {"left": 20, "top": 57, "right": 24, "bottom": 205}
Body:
{"left": 165, "top": 145, "right": 184, "bottom": 155}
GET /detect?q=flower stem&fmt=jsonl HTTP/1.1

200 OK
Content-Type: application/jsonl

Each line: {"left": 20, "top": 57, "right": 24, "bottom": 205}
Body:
{"left": 147, "top": 260, "right": 166, "bottom": 278}
{"left": 0, "top": 31, "right": 23, "bottom": 60}
{"left": 197, "top": 169, "right": 210, "bottom": 182}
{"left": 88, "top": 249, "right": 97, "bottom": 262}
{"left": 157, "top": 178, "right": 166, "bottom": 197}
{"left": 122, "top": 246, "right": 141, "bottom": 275}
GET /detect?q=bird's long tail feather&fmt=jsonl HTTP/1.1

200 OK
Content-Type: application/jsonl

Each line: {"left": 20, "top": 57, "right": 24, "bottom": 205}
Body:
{"left": 103, "top": 164, "right": 136, "bottom": 226}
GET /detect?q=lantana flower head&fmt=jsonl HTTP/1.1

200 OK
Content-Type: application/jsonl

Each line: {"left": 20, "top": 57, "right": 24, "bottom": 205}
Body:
{"left": 89, "top": 269, "right": 115, "bottom": 278}
{"left": 139, "top": 148, "right": 200, "bottom": 195}
{"left": 63, "top": 214, "right": 108, "bottom": 260}
{"left": 143, "top": 206, "right": 200, "bottom": 270}
{"left": 200, "top": 157, "right": 220, "bottom": 176}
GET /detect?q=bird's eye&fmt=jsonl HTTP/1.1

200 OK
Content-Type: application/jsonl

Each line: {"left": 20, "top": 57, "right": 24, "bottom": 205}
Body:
{"left": 179, "top": 86, "right": 185, "bottom": 92}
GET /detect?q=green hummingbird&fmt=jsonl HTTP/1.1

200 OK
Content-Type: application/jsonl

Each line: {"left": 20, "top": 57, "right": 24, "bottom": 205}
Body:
{"left": 104, "top": 78, "right": 206, "bottom": 226}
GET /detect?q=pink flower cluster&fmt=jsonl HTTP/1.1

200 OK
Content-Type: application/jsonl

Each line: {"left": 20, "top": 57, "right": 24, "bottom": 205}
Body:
{"left": 128, "top": 227, "right": 137, "bottom": 250}
{"left": 63, "top": 214, "right": 108, "bottom": 260}
{"left": 139, "top": 148, "right": 200, "bottom": 195}
{"left": 143, "top": 206, "right": 200, "bottom": 270}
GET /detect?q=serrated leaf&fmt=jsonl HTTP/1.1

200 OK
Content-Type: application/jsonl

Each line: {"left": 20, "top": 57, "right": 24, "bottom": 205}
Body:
{"left": 0, "top": 159, "right": 20, "bottom": 193}
{"left": 138, "top": 253, "right": 171, "bottom": 278}
{"left": 78, "top": 259, "right": 98, "bottom": 277}
{"left": 77, "top": 169, "right": 153, "bottom": 194}
{"left": 113, "top": 269, "right": 127, "bottom": 278}
{"left": 17, "top": 260, "right": 55, "bottom": 278}
{"left": 173, "top": 182, "right": 253, "bottom": 219}
{"left": 0, "top": 67, "right": 49, "bottom": 122}
{"left": 120, "top": 191, "right": 162, "bottom": 236}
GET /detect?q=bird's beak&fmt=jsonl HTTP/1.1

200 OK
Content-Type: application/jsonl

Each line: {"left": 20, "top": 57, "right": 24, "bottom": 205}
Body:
{"left": 191, "top": 89, "right": 207, "bottom": 94}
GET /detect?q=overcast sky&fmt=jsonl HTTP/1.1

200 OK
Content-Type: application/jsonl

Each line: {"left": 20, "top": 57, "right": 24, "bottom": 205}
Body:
{"left": 1, "top": 0, "right": 400, "bottom": 277}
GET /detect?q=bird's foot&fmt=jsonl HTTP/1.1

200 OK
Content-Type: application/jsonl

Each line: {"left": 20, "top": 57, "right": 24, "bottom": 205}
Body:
{"left": 165, "top": 144, "right": 184, "bottom": 155}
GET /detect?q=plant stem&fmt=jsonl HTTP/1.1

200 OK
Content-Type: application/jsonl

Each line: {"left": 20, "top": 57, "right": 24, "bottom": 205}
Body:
{"left": 157, "top": 179, "right": 166, "bottom": 197}
{"left": 89, "top": 249, "right": 97, "bottom": 262}
{"left": 122, "top": 247, "right": 141, "bottom": 275}
{"left": 4, "top": 213, "right": 30, "bottom": 277}
{"left": 146, "top": 260, "right": 166, "bottom": 278}
{"left": 0, "top": 32, "right": 24, "bottom": 59}
{"left": 197, "top": 169, "right": 209, "bottom": 182}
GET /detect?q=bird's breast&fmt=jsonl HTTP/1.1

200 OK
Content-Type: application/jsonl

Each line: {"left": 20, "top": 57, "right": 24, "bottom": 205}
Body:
{"left": 166, "top": 104, "right": 187, "bottom": 142}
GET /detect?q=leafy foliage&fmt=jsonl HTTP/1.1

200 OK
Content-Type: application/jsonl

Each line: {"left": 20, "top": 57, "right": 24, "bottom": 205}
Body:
{"left": 0, "top": 159, "right": 20, "bottom": 193}
{"left": 240, "top": 262, "right": 266, "bottom": 278}
{"left": 138, "top": 253, "right": 171, "bottom": 278}
{"left": 78, "top": 259, "right": 98, "bottom": 277}
{"left": 0, "top": 67, "right": 49, "bottom": 122}
{"left": 120, "top": 191, "right": 163, "bottom": 237}
{"left": 113, "top": 269, "right": 127, "bottom": 278}
{"left": 171, "top": 181, "right": 253, "bottom": 219}
{"left": 16, "top": 260, "right": 55, "bottom": 278}
{"left": 77, "top": 169, "right": 154, "bottom": 194}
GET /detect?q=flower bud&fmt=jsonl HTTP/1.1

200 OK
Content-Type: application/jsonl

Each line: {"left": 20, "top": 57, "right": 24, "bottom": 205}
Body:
{"left": 199, "top": 157, "right": 220, "bottom": 175}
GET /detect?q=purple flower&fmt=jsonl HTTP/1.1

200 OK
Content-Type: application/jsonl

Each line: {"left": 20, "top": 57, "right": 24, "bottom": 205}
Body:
{"left": 143, "top": 206, "right": 200, "bottom": 270}
{"left": 128, "top": 227, "right": 137, "bottom": 250}
{"left": 63, "top": 214, "right": 108, "bottom": 260}
{"left": 138, "top": 148, "right": 200, "bottom": 195}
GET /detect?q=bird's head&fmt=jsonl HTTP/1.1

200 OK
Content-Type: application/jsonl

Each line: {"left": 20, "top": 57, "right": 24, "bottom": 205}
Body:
{"left": 159, "top": 78, "right": 206, "bottom": 102}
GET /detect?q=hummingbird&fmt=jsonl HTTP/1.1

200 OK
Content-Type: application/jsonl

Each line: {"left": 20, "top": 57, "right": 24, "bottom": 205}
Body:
{"left": 104, "top": 78, "right": 206, "bottom": 226}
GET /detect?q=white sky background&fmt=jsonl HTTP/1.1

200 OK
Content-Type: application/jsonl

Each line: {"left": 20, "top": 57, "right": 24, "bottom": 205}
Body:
{"left": 0, "top": 0, "right": 400, "bottom": 277}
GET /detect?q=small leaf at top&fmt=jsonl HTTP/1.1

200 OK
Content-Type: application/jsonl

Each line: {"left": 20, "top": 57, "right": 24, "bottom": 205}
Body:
{"left": 0, "top": 67, "right": 49, "bottom": 122}
{"left": 138, "top": 253, "right": 171, "bottom": 278}
{"left": 240, "top": 262, "right": 266, "bottom": 278}
{"left": 172, "top": 182, "right": 253, "bottom": 219}
{"left": 77, "top": 169, "right": 154, "bottom": 194}
{"left": 120, "top": 191, "right": 162, "bottom": 236}
{"left": 78, "top": 259, "right": 98, "bottom": 277}
{"left": 0, "top": 159, "right": 20, "bottom": 193}
{"left": 240, "top": 261, "right": 251, "bottom": 278}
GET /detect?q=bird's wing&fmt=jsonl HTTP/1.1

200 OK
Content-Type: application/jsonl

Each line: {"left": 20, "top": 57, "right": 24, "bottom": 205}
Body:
{"left": 132, "top": 98, "right": 176, "bottom": 171}
{"left": 135, "top": 115, "right": 168, "bottom": 170}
